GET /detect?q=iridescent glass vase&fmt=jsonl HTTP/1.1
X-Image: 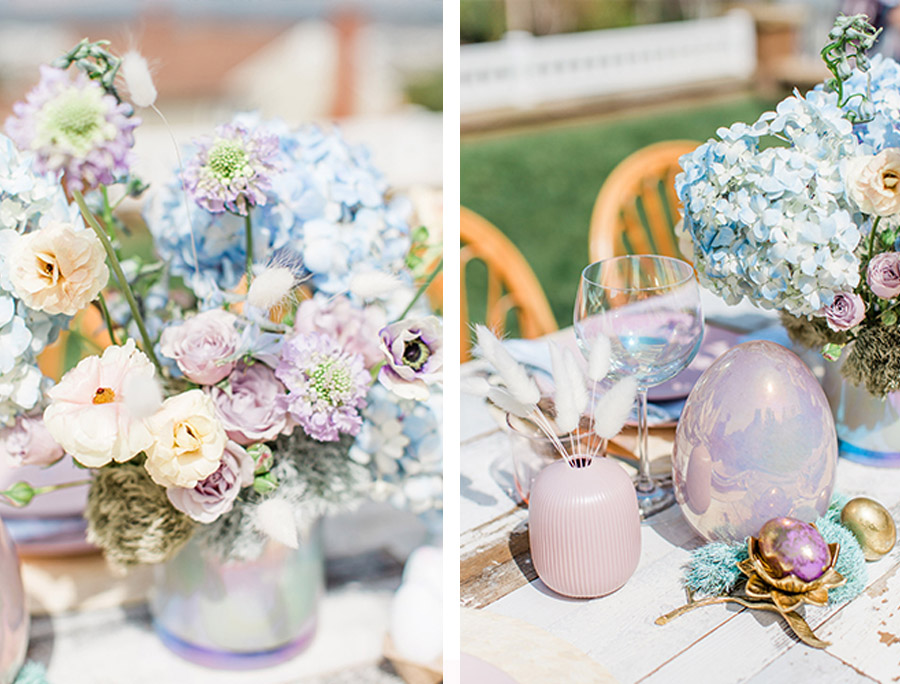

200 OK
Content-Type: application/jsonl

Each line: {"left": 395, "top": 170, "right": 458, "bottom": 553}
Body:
{"left": 0, "top": 517, "right": 27, "bottom": 684}
{"left": 821, "top": 351, "right": 900, "bottom": 467}
{"left": 150, "top": 524, "right": 323, "bottom": 669}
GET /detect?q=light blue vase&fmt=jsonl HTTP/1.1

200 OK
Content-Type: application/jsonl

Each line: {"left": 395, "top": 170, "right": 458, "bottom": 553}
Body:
{"left": 822, "top": 355, "right": 900, "bottom": 467}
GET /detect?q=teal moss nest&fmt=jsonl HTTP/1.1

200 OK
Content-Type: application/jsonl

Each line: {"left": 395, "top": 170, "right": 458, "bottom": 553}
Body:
{"left": 683, "top": 495, "right": 867, "bottom": 605}
{"left": 85, "top": 461, "right": 195, "bottom": 569}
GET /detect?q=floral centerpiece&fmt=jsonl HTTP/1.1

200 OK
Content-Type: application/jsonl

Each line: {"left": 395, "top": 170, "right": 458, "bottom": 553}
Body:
{"left": 0, "top": 39, "right": 443, "bottom": 662}
{"left": 677, "top": 16, "right": 900, "bottom": 459}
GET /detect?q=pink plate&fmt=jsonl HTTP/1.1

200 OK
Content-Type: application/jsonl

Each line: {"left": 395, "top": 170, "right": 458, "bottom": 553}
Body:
{"left": 460, "top": 653, "right": 520, "bottom": 684}
{"left": 647, "top": 325, "right": 741, "bottom": 402}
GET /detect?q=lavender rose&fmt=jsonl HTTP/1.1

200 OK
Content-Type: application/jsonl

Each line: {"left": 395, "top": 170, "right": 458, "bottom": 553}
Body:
{"left": 867, "top": 252, "right": 900, "bottom": 299}
{"left": 0, "top": 414, "right": 64, "bottom": 467}
{"left": 166, "top": 441, "right": 254, "bottom": 523}
{"left": 823, "top": 292, "right": 866, "bottom": 331}
{"left": 378, "top": 316, "right": 443, "bottom": 401}
{"left": 209, "top": 362, "right": 288, "bottom": 445}
{"left": 160, "top": 310, "right": 240, "bottom": 385}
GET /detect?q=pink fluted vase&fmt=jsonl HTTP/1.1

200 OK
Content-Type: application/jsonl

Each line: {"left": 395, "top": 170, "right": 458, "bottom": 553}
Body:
{"left": 528, "top": 457, "right": 641, "bottom": 598}
{"left": 0, "top": 516, "right": 27, "bottom": 684}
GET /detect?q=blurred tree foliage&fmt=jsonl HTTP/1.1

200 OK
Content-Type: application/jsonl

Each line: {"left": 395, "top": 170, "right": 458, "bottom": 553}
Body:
{"left": 461, "top": 0, "right": 700, "bottom": 43}
{"left": 405, "top": 70, "right": 443, "bottom": 112}
{"left": 461, "top": 0, "right": 507, "bottom": 43}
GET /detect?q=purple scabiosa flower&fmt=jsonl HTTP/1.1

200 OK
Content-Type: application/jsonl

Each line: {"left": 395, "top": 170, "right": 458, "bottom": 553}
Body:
{"left": 294, "top": 294, "right": 387, "bottom": 369}
{"left": 181, "top": 123, "right": 281, "bottom": 215}
{"left": 5, "top": 65, "right": 139, "bottom": 192}
{"left": 378, "top": 316, "right": 443, "bottom": 401}
{"left": 275, "top": 332, "right": 369, "bottom": 442}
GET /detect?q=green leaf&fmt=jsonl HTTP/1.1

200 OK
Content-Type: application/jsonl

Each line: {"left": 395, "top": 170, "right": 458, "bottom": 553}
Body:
{"left": 823, "top": 342, "right": 845, "bottom": 362}
{"left": 63, "top": 333, "right": 85, "bottom": 374}
{"left": 2, "top": 481, "right": 36, "bottom": 507}
{"left": 412, "top": 225, "right": 430, "bottom": 243}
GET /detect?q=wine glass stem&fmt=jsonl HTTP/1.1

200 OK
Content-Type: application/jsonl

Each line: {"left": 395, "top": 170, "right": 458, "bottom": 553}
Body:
{"left": 635, "top": 386, "right": 654, "bottom": 493}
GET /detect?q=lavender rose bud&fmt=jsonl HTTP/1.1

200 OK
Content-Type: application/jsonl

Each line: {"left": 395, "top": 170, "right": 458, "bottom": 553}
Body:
{"left": 160, "top": 310, "right": 240, "bottom": 385}
{"left": 0, "top": 414, "right": 64, "bottom": 467}
{"left": 378, "top": 316, "right": 443, "bottom": 401}
{"left": 209, "top": 362, "right": 289, "bottom": 445}
{"left": 166, "top": 441, "right": 254, "bottom": 524}
{"left": 867, "top": 252, "right": 900, "bottom": 299}
{"left": 823, "top": 292, "right": 866, "bottom": 331}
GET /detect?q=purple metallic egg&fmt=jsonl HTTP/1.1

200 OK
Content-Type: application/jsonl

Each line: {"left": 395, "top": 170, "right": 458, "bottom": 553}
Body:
{"left": 673, "top": 341, "right": 837, "bottom": 542}
{"left": 758, "top": 517, "right": 830, "bottom": 582}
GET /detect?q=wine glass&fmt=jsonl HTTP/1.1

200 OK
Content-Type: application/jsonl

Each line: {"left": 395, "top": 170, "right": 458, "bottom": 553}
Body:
{"left": 574, "top": 255, "right": 703, "bottom": 518}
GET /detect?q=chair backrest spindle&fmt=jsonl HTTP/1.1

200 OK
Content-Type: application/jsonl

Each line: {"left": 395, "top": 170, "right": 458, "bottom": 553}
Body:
{"left": 460, "top": 207, "right": 557, "bottom": 362}
{"left": 589, "top": 140, "right": 700, "bottom": 263}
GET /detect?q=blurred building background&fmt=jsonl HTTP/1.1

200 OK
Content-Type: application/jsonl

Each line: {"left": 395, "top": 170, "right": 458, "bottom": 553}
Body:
{"left": 0, "top": 0, "right": 443, "bottom": 191}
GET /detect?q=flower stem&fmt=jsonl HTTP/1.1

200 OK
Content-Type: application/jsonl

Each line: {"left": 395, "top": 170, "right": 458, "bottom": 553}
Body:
{"left": 33, "top": 479, "right": 92, "bottom": 496}
{"left": 73, "top": 190, "right": 163, "bottom": 375}
{"left": 869, "top": 216, "right": 882, "bottom": 260}
{"left": 397, "top": 257, "right": 442, "bottom": 321}
{"left": 244, "top": 212, "right": 254, "bottom": 286}
{"left": 96, "top": 292, "right": 118, "bottom": 346}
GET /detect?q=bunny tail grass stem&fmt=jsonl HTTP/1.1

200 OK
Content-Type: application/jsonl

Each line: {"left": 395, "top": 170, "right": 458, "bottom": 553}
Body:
{"left": 530, "top": 409, "right": 572, "bottom": 466}
{"left": 73, "top": 190, "right": 163, "bottom": 375}
{"left": 151, "top": 103, "right": 200, "bottom": 279}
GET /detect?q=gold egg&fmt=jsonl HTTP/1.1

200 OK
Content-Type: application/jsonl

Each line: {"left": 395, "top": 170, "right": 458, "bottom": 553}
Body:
{"left": 841, "top": 497, "right": 897, "bottom": 561}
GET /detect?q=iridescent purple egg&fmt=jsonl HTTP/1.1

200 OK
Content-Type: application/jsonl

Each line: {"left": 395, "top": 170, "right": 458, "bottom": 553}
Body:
{"left": 758, "top": 517, "right": 830, "bottom": 582}
{"left": 673, "top": 341, "right": 837, "bottom": 542}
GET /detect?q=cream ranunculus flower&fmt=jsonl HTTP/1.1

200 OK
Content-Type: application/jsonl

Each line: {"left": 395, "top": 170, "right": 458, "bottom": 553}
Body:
{"left": 9, "top": 221, "right": 109, "bottom": 315}
{"left": 145, "top": 389, "right": 227, "bottom": 488}
{"left": 846, "top": 150, "right": 900, "bottom": 217}
{"left": 43, "top": 339, "right": 158, "bottom": 468}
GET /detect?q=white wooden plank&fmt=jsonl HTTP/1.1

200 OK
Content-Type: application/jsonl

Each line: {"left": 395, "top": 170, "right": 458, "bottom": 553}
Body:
{"left": 460, "top": 432, "right": 520, "bottom": 533}
{"left": 744, "top": 647, "right": 878, "bottom": 684}
{"left": 480, "top": 459, "right": 900, "bottom": 683}
{"left": 485, "top": 522, "right": 715, "bottom": 682}
{"left": 816, "top": 558, "right": 900, "bottom": 682}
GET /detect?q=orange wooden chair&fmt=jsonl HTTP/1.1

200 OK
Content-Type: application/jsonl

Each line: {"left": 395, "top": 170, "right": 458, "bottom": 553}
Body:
{"left": 460, "top": 206, "right": 557, "bottom": 363}
{"left": 589, "top": 140, "right": 700, "bottom": 262}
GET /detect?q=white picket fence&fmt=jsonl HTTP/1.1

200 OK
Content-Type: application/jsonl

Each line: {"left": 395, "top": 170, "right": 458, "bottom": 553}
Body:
{"left": 460, "top": 10, "right": 757, "bottom": 114}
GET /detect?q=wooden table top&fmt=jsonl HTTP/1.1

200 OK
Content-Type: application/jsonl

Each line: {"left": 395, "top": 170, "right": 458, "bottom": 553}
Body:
{"left": 460, "top": 332, "right": 900, "bottom": 684}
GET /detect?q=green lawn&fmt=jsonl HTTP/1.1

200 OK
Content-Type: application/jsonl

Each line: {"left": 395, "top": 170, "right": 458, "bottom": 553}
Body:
{"left": 460, "top": 95, "right": 778, "bottom": 330}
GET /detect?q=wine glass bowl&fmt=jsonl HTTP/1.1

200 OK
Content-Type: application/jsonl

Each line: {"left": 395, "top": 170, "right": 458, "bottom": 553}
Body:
{"left": 574, "top": 255, "right": 703, "bottom": 518}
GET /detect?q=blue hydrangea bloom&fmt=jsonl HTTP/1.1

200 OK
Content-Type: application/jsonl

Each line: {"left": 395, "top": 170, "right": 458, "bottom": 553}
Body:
{"left": 0, "top": 134, "right": 72, "bottom": 425}
{"left": 677, "top": 89, "right": 863, "bottom": 316}
{"left": 349, "top": 385, "right": 442, "bottom": 514}
{"left": 144, "top": 114, "right": 412, "bottom": 300}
